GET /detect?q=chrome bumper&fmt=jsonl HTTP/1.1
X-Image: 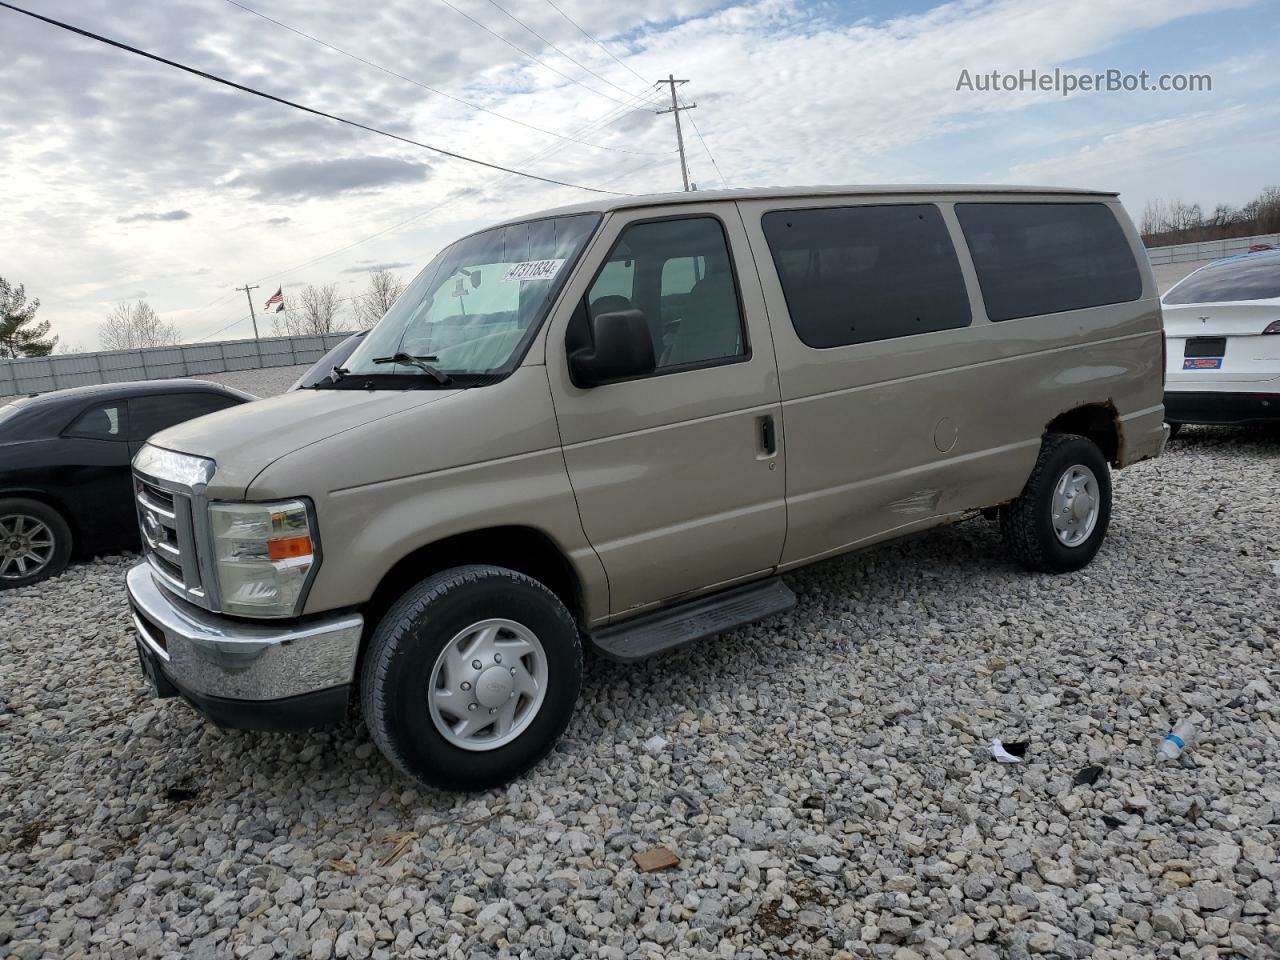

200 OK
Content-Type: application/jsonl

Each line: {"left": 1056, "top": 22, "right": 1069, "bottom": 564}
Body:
{"left": 126, "top": 562, "right": 363, "bottom": 702}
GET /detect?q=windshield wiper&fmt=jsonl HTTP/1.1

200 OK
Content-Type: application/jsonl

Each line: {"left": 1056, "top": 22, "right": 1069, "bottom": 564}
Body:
{"left": 371, "top": 353, "right": 452, "bottom": 385}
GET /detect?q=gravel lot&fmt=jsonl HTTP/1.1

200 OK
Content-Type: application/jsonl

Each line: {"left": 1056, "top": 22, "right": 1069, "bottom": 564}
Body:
{"left": 2, "top": 387, "right": 1278, "bottom": 959}
{"left": 193, "top": 365, "right": 310, "bottom": 397}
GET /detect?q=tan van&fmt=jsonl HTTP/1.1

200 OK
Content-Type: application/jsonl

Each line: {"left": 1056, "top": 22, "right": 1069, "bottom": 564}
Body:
{"left": 127, "top": 185, "right": 1167, "bottom": 789}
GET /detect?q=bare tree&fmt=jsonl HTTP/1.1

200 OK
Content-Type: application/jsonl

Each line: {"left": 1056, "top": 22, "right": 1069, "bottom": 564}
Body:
{"left": 1208, "top": 204, "right": 1234, "bottom": 229}
{"left": 1139, "top": 198, "right": 1167, "bottom": 240}
{"left": 1141, "top": 186, "right": 1280, "bottom": 247}
{"left": 354, "top": 269, "right": 406, "bottom": 328}
{"left": 272, "top": 284, "right": 344, "bottom": 336}
{"left": 100, "top": 300, "right": 181, "bottom": 350}
{"left": 1166, "top": 199, "right": 1203, "bottom": 234}
{"left": 1242, "top": 186, "right": 1280, "bottom": 235}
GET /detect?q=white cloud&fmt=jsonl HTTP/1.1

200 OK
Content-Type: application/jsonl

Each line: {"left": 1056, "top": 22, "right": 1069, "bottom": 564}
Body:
{"left": 116, "top": 209, "right": 192, "bottom": 223}
{"left": 0, "top": 0, "right": 1269, "bottom": 347}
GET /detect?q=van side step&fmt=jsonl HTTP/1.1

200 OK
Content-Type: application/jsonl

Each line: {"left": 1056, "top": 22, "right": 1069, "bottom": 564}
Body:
{"left": 588, "top": 577, "right": 796, "bottom": 663}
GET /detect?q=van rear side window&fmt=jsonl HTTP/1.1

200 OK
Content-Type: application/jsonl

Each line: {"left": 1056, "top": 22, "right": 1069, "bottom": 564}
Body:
{"left": 761, "top": 204, "right": 971, "bottom": 348}
{"left": 956, "top": 202, "right": 1142, "bottom": 322}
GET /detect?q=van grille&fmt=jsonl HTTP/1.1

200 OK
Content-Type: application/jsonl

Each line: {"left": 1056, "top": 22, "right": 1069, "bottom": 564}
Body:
{"left": 135, "top": 474, "right": 204, "bottom": 601}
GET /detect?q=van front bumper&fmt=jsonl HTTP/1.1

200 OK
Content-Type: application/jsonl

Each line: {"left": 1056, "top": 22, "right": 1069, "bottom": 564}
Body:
{"left": 126, "top": 562, "right": 363, "bottom": 731}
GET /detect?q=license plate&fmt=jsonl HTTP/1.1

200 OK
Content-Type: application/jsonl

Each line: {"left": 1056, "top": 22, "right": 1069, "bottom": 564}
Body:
{"left": 1183, "top": 358, "right": 1222, "bottom": 370}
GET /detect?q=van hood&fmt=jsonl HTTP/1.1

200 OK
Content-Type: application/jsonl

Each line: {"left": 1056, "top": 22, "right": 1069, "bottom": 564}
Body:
{"left": 148, "top": 387, "right": 459, "bottom": 497}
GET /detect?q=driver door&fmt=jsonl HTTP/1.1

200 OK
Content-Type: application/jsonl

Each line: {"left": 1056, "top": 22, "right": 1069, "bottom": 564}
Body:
{"left": 545, "top": 204, "right": 786, "bottom": 619}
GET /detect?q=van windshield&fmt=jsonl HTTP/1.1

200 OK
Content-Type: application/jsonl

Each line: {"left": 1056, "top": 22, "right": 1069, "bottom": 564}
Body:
{"left": 338, "top": 213, "right": 600, "bottom": 384}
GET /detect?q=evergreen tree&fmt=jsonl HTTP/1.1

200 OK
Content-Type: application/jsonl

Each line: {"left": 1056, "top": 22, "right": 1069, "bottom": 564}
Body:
{"left": 0, "top": 278, "right": 56, "bottom": 358}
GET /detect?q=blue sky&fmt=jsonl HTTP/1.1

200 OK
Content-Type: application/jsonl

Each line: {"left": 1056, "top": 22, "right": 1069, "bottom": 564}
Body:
{"left": 1, "top": 0, "right": 1276, "bottom": 346}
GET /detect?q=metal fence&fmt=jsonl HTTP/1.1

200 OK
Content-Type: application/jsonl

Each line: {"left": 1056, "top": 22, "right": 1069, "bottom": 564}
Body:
{"left": 0, "top": 332, "right": 355, "bottom": 398}
{"left": 1145, "top": 231, "right": 1280, "bottom": 266}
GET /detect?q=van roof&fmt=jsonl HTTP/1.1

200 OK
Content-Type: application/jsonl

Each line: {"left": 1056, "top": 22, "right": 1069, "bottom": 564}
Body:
{"left": 494, "top": 183, "right": 1119, "bottom": 227}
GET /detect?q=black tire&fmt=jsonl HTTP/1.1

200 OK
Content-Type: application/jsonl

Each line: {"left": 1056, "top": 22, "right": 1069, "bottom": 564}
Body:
{"left": 1166, "top": 421, "right": 1183, "bottom": 439}
{"left": 1000, "top": 434, "right": 1112, "bottom": 573}
{"left": 0, "top": 497, "right": 72, "bottom": 590}
{"left": 361, "top": 564, "right": 582, "bottom": 791}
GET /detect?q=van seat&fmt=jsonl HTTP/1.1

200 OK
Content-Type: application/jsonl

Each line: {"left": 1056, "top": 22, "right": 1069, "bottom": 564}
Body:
{"left": 662, "top": 273, "right": 741, "bottom": 367}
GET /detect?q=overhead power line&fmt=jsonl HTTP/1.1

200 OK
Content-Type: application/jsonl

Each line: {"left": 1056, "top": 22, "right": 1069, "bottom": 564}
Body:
{"left": 244, "top": 196, "right": 458, "bottom": 290}
{"left": 593, "top": 153, "right": 680, "bottom": 191}
{"left": 683, "top": 106, "right": 730, "bottom": 188}
{"left": 186, "top": 87, "right": 665, "bottom": 340}
{"left": 196, "top": 292, "right": 365, "bottom": 342}
{"left": 195, "top": 312, "right": 252, "bottom": 342}
{"left": 220, "top": 0, "right": 667, "bottom": 158}
{"left": 498, "top": 89, "right": 661, "bottom": 173}
{"left": 240, "top": 92, "right": 658, "bottom": 285}
{"left": 432, "top": 0, "right": 646, "bottom": 110}
{"left": 253, "top": 93, "right": 659, "bottom": 279}
{"left": 478, "top": 0, "right": 657, "bottom": 107}
{"left": 0, "top": 1, "right": 630, "bottom": 196}
{"left": 540, "top": 0, "right": 654, "bottom": 89}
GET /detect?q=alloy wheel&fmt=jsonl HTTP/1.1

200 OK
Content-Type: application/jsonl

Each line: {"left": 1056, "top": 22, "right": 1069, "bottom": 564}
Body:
{"left": 0, "top": 514, "right": 56, "bottom": 581}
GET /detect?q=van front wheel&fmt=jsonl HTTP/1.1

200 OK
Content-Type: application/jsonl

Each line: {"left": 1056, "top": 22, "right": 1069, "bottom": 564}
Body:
{"left": 361, "top": 565, "right": 582, "bottom": 791}
{"left": 1000, "top": 434, "right": 1112, "bottom": 573}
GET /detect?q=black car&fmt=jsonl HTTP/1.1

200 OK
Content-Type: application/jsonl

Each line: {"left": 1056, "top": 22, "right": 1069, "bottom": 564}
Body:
{"left": 0, "top": 379, "right": 253, "bottom": 589}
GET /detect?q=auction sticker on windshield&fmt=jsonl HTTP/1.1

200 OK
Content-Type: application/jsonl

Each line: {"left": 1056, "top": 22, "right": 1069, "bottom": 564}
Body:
{"left": 503, "top": 259, "right": 565, "bottom": 283}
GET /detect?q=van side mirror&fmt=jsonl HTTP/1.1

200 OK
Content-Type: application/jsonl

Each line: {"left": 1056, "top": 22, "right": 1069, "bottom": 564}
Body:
{"left": 568, "top": 310, "right": 656, "bottom": 387}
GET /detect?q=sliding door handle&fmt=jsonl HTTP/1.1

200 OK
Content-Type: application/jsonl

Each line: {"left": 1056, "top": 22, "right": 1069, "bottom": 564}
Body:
{"left": 759, "top": 415, "right": 777, "bottom": 455}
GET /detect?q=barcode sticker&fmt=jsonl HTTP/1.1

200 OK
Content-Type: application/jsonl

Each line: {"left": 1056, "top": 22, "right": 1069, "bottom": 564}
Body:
{"left": 502, "top": 259, "right": 565, "bottom": 283}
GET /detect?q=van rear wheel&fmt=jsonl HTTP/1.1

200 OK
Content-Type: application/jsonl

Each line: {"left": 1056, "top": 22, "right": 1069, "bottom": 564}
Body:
{"left": 360, "top": 565, "right": 582, "bottom": 791}
{"left": 1000, "top": 434, "right": 1112, "bottom": 573}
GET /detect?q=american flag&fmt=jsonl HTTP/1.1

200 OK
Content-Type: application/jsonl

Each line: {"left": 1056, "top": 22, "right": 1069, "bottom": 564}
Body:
{"left": 263, "top": 287, "right": 284, "bottom": 312}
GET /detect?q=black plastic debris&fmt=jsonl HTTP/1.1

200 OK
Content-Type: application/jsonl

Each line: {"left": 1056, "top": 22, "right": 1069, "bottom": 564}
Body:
{"left": 165, "top": 786, "right": 198, "bottom": 802}
{"left": 1101, "top": 815, "right": 1123, "bottom": 830}
{"left": 1073, "top": 765, "right": 1104, "bottom": 787}
{"left": 1001, "top": 740, "right": 1029, "bottom": 758}
{"left": 801, "top": 796, "right": 825, "bottom": 810}
{"left": 664, "top": 790, "right": 702, "bottom": 816}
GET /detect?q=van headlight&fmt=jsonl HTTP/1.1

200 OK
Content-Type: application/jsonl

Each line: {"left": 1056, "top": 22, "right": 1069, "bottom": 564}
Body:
{"left": 208, "top": 499, "right": 318, "bottom": 617}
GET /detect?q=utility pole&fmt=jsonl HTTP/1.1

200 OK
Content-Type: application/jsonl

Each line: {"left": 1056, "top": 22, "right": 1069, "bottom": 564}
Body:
{"left": 235, "top": 283, "right": 261, "bottom": 340}
{"left": 655, "top": 74, "right": 696, "bottom": 192}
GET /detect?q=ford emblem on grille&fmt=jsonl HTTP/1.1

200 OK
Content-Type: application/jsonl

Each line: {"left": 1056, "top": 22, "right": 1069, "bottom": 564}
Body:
{"left": 141, "top": 509, "right": 163, "bottom": 543}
